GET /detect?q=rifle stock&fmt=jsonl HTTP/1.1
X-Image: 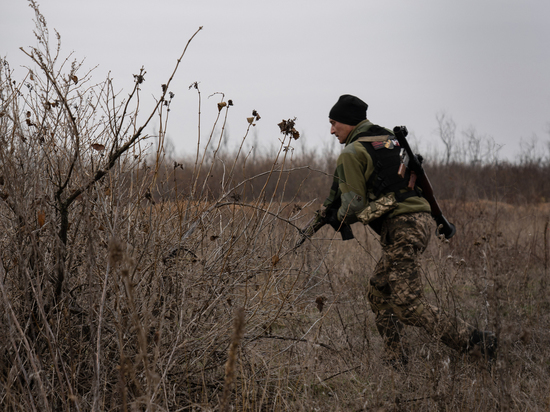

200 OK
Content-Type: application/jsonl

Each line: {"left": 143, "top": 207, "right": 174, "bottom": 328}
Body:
{"left": 393, "top": 126, "right": 456, "bottom": 239}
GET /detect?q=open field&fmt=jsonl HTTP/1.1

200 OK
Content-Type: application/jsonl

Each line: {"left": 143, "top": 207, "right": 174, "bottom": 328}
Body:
{"left": 1, "top": 152, "right": 550, "bottom": 411}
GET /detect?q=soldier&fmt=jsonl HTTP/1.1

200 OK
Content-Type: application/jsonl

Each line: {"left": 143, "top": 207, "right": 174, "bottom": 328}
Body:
{"left": 319, "top": 94, "right": 496, "bottom": 365}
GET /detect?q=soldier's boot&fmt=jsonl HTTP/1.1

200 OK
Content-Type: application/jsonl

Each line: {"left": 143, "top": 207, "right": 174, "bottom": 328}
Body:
{"left": 467, "top": 330, "right": 497, "bottom": 362}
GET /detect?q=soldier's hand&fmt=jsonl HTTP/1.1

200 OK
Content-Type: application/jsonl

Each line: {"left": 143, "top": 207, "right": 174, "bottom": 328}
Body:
{"left": 294, "top": 209, "right": 326, "bottom": 249}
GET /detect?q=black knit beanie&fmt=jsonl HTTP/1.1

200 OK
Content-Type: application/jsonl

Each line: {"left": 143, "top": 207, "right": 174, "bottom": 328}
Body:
{"left": 329, "top": 94, "right": 368, "bottom": 126}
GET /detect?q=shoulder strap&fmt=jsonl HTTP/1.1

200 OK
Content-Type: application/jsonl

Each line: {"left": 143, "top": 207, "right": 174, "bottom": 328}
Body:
{"left": 356, "top": 135, "right": 390, "bottom": 143}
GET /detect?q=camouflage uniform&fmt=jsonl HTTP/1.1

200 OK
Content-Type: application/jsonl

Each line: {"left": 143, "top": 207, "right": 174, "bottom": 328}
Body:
{"left": 325, "top": 119, "right": 475, "bottom": 360}
{"left": 367, "top": 212, "right": 474, "bottom": 359}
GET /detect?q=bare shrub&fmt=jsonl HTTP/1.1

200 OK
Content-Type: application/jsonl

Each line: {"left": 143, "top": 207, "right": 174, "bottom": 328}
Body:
{"left": 0, "top": 5, "right": 331, "bottom": 410}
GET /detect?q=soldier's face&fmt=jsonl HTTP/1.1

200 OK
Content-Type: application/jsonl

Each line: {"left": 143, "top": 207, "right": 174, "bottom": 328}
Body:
{"left": 330, "top": 119, "right": 354, "bottom": 144}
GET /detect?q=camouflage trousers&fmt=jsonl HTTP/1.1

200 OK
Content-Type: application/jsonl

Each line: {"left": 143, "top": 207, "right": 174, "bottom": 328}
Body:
{"left": 367, "top": 212, "right": 474, "bottom": 359}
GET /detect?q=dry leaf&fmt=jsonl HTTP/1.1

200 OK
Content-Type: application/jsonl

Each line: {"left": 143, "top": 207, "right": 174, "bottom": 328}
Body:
{"left": 271, "top": 255, "right": 280, "bottom": 266}
{"left": 315, "top": 296, "right": 327, "bottom": 312}
{"left": 37, "top": 210, "right": 45, "bottom": 228}
{"left": 91, "top": 143, "right": 105, "bottom": 152}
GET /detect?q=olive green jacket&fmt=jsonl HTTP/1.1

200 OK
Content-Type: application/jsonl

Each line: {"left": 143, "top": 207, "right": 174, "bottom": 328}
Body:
{"left": 323, "top": 119, "right": 431, "bottom": 224}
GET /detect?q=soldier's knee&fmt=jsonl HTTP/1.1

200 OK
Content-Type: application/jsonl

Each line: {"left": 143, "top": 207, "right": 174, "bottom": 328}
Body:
{"left": 367, "top": 283, "right": 392, "bottom": 313}
{"left": 393, "top": 299, "right": 425, "bottom": 326}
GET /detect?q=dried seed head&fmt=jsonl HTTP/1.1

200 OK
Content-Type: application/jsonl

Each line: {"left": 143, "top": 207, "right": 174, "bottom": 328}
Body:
{"left": 278, "top": 117, "right": 300, "bottom": 139}
{"left": 134, "top": 73, "right": 145, "bottom": 84}
{"left": 252, "top": 109, "right": 260, "bottom": 120}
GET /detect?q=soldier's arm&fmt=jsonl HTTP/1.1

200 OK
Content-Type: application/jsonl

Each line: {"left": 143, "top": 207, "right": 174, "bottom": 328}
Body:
{"left": 336, "top": 143, "right": 373, "bottom": 223}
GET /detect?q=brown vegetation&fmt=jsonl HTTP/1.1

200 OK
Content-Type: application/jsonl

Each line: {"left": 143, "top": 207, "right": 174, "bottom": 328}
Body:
{"left": 1, "top": 4, "right": 549, "bottom": 411}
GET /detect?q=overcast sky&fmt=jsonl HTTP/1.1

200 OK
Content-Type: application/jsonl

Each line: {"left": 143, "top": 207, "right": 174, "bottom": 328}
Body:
{"left": 2, "top": 0, "right": 550, "bottom": 162}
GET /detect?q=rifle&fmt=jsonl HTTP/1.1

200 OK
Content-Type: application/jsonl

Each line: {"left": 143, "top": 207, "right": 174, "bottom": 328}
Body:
{"left": 393, "top": 126, "right": 456, "bottom": 239}
{"left": 295, "top": 206, "right": 354, "bottom": 248}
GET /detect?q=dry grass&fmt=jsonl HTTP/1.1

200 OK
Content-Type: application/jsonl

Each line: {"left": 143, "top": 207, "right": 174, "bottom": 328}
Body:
{"left": 1, "top": 4, "right": 550, "bottom": 411}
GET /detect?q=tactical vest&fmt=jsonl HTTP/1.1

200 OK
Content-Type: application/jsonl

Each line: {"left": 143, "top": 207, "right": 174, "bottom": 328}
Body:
{"left": 355, "top": 128, "right": 421, "bottom": 203}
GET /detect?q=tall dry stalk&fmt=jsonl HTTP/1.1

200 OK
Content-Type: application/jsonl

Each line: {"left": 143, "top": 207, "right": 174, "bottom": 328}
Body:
{"left": 220, "top": 307, "right": 246, "bottom": 412}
